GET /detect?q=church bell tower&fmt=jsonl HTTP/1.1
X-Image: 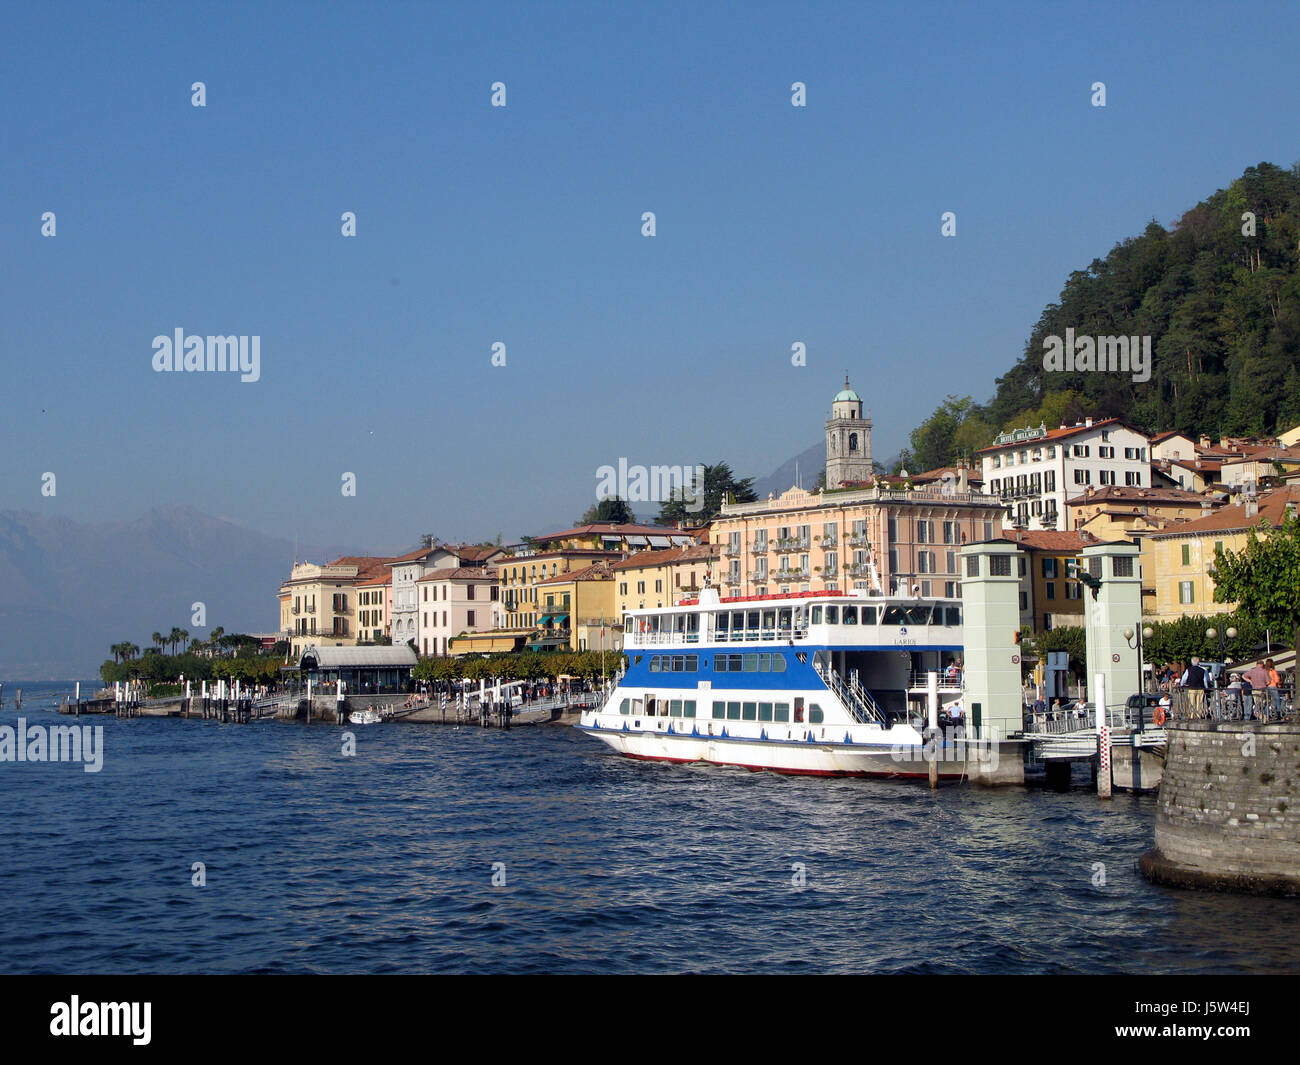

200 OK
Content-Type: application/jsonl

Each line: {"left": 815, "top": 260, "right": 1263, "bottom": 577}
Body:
{"left": 825, "top": 375, "right": 873, "bottom": 487}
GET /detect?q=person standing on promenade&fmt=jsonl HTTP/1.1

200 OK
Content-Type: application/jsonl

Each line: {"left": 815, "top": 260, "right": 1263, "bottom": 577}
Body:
{"left": 1181, "top": 657, "right": 1208, "bottom": 718}
{"left": 1265, "top": 659, "right": 1284, "bottom": 717}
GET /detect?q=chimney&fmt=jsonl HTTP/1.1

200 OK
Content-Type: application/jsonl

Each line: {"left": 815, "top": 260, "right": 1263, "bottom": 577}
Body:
{"left": 1245, "top": 497, "right": 1259, "bottom": 519}
{"left": 1199, "top": 434, "right": 1211, "bottom": 449}
{"left": 1084, "top": 417, "right": 1093, "bottom": 428}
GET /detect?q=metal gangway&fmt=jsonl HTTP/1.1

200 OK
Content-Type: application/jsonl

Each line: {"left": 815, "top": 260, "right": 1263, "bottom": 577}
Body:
{"left": 815, "top": 662, "right": 886, "bottom": 724}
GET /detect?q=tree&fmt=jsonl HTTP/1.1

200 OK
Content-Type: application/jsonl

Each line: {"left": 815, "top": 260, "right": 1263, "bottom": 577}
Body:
{"left": 1211, "top": 514, "right": 1300, "bottom": 672}
{"left": 420, "top": 534, "right": 439, "bottom": 549}
{"left": 656, "top": 462, "right": 757, "bottom": 524}
{"left": 579, "top": 496, "right": 634, "bottom": 524}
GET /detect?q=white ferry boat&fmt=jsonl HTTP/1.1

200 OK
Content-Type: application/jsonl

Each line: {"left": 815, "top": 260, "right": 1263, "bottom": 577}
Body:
{"left": 577, "top": 577, "right": 971, "bottom": 778}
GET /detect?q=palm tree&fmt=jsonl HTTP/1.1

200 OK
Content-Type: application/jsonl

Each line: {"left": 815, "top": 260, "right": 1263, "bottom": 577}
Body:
{"left": 209, "top": 626, "right": 225, "bottom": 655}
{"left": 123, "top": 642, "right": 140, "bottom": 661}
{"left": 152, "top": 632, "right": 165, "bottom": 655}
{"left": 167, "top": 627, "right": 183, "bottom": 655}
{"left": 177, "top": 628, "right": 189, "bottom": 653}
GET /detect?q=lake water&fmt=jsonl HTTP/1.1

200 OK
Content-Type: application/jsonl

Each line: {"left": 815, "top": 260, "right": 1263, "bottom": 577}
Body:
{"left": 2, "top": 681, "right": 1298, "bottom": 974}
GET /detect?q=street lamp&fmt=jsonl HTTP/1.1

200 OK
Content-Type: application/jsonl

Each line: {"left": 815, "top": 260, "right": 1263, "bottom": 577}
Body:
{"left": 1206, "top": 625, "right": 1238, "bottom": 664}
{"left": 1124, "top": 625, "right": 1155, "bottom": 693}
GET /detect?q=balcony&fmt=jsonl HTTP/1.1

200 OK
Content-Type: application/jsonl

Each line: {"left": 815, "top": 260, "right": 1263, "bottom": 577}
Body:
{"left": 846, "top": 534, "right": 871, "bottom": 548}
{"left": 747, "top": 570, "right": 770, "bottom": 583}
{"left": 818, "top": 536, "right": 838, "bottom": 549}
{"left": 749, "top": 541, "right": 770, "bottom": 555}
{"left": 846, "top": 563, "right": 874, "bottom": 579}
{"left": 774, "top": 567, "right": 810, "bottom": 582}
{"left": 723, "top": 544, "right": 741, "bottom": 557}
{"left": 774, "top": 536, "right": 809, "bottom": 552}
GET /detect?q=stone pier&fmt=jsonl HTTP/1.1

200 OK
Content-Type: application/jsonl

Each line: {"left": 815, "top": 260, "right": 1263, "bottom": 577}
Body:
{"left": 1141, "top": 720, "right": 1300, "bottom": 895}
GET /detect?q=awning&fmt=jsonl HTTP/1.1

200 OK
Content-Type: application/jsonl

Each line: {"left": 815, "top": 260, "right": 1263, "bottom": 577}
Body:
{"left": 552, "top": 613, "right": 570, "bottom": 623}
{"left": 627, "top": 535, "right": 649, "bottom": 546}
{"left": 648, "top": 536, "right": 670, "bottom": 547}
{"left": 537, "top": 614, "right": 553, "bottom": 624}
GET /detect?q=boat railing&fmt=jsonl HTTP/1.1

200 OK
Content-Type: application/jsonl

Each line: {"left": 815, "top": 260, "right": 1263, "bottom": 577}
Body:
{"left": 713, "top": 628, "right": 808, "bottom": 643}
{"left": 907, "top": 670, "right": 963, "bottom": 690}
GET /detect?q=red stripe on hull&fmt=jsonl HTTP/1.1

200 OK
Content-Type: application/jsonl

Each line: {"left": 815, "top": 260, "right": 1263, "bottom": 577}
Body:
{"left": 618, "top": 749, "right": 964, "bottom": 779}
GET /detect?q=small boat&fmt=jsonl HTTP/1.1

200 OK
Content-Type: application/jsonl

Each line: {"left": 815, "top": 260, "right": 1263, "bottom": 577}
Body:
{"left": 348, "top": 708, "right": 382, "bottom": 725}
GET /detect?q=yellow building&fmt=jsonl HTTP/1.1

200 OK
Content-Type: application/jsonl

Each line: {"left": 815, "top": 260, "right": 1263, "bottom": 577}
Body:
{"left": 612, "top": 543, "right": 720, "bottom": 616}
{"left": 532, "top": 561, "right": 619, "bottom": 652}
{"left": 1140, "top": 485, "right": 1300, "bottom": 619}
{"left": 279, "top": 556, "right": 393, "bottom": 658}
{"left": 1066, "top": 484, "right": 1215, "bottom": 540}
{"left": 496, "top": 523, "right": 697, "bottom": 630}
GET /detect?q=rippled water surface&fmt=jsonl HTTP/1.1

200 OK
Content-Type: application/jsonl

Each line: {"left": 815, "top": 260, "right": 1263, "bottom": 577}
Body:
{"left": 2, "top": 683, "right": 1298, "bottom": 974}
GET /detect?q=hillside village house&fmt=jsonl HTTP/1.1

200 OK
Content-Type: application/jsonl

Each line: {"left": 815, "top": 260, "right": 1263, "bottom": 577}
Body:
{"left": 1000, "top": 528, "right": 1102, "bottom": 632}
{"left": 1139, "top": 485, "right": 1300, "bottom": 620}
{"left": 978, "top": 418, "right": 1151, "bottom": 531}
{"left": 1066, "top": 484, "right": 1217, "bottom": 539}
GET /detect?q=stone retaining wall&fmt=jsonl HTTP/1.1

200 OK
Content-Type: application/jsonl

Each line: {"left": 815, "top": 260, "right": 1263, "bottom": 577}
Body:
{"left": 1141, "top": 720, "right": 1300, "bottom": 895}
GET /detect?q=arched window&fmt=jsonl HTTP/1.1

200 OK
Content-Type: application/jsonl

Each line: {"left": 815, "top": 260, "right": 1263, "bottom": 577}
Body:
{"left": 849, "top": 432, "right": 859, "bottom": 452}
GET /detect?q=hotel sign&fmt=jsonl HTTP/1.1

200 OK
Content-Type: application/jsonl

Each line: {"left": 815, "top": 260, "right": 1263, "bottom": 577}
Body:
{"left": 992, "top": 423, "right": 1048, "bottom": 447}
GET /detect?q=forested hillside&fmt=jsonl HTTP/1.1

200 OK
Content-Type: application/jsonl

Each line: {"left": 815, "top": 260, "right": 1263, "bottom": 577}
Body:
{"left": 903, "top": 162, "right": 1300, "bottom": 472}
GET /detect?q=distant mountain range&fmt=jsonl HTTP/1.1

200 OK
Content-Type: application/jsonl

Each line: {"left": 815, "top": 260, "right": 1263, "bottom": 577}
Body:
{"left": 0, "top": 505, "right": 384, "bottom": 681}
{"left": 4, "top": 440, "right": 898, "bottom": 679}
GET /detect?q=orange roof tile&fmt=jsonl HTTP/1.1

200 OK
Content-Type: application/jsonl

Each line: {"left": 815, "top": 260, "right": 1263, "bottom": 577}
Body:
{"left": 1145, "top": 486, "right": 1300, "bottom": 537}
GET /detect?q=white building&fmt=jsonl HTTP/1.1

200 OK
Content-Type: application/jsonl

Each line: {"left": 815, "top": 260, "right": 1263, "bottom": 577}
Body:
{"left": 388, "top": 543, "right": 505, "bottom": 651}
{"left": 979, "top": 418, "right": 1151, "bottom": 531}
{"left": 416, "top": 567, "right": 501, "bottom": 656}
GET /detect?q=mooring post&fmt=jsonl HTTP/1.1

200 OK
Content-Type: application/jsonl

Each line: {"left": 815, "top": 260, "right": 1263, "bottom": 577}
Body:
{"left": 927, "top": 670, "right": 939, "bottom": 789}
{"left": 1096, "top": 672, "right": 1112, "bottom": 799}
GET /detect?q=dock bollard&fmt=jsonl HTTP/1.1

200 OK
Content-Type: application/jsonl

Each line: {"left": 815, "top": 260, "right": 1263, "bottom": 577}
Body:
{"left": 1095, "top": 672, "right": 1112, "bottom": 800}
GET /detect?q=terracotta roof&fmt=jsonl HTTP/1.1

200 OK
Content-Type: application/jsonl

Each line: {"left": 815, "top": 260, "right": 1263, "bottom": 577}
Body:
{"left": 999, "top": 529, "right": 1107, "bottom": 551}
{"left": 532, "top": 522, "right": 686, "bottom": 541}
{"left": 455, "top": 545, "right": 503, "bottom": 562}
{"left": 977, "top": 418, "right": 1145, "bottom": 454}
{"left": 1065, "top": 485, "right": 1210, "bottom": 507}
{"left": 328, "top": 555, "right": 396, "bottom": 579}
{"left": 356, "top": 572, "right": 391, "bottom": 587}
{"left": 1150, "top": 431, "right": 1193, "bottom": 444}
{"left": 536, "top": 561, "right": 615, "bottom": 584}
{"left": 416, "top": 567, "right": 498, "bottom": 583}
{"left": 385, "top": 547, "right": 435, "bottom": 565}
{"left": 610, "top": 544, "right": 720, "bottom": 571}
{"left": 1145, "top": 486, "right": 1300, "bottom": 537}
{"left": 911, "top": 465, "right": 985, "bottom": 485}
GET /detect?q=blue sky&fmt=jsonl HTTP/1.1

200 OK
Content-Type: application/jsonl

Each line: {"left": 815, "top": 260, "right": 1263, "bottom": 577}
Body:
{"left": 3, "top": 1, "right": 1298, "bottom": 549}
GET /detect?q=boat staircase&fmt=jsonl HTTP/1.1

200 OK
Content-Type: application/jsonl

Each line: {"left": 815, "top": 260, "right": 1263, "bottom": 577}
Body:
{"left": 815, "top": 663, "right": 886, "bottom": 725}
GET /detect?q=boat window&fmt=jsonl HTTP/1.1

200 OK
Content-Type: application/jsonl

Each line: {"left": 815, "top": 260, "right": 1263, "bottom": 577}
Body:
{"left": 772, "top": 653, "right": 787, "bottom": 673}
{"left": 632, "top": 699, "right": 643, "bottom": 714}
{"left": 713, "top": 701, "right": 726, "bottom": 719}
{"left": 945, "top": 606, "right": 961, "bottom": 626}
{"left": 672, "top": 655, "right": 685, "bottom": 672}
{"left": 778, "top": 609, "right": 792, "bottom": 630}
{"left": 762, "top": 610, "right": 776, "bottom": 630}
{"left": 619, "top": 699, "right": 630, "bottom": 715}
{"left": 906, "top": 605, "right": 933, "bottom": 625}
{"left": 670, "top": 700, "right": 682, "bottom": 717}
{"left": 742, "top": 702, "right": 757, "bottom": 721}
{"left": 732, "top": 612, "right": 745, "bottom": 633}
{"left": 716, "top": 613, "right": 729, "bottom": 634}
{"left": 633, "top": 655, "right": 642, "bottom": 665}
{"left": 746, "top": 611, "right": 760, "bottom": 630}
{"left": 809, "top": 703, "right": 824, "bottom": 724}
{"left": 794, "top": 697, "right": 805, "bottom": 723}
{"left": 683, "top": 700, "right": 696, "bottom": 719}
{"left": 842, "top": 605, "right": 858, "bottom": 624}
{"left": 774, "top": 703, "right": 790, "bottom": 723}
{"left": 758, "top": 702, "right": 773, "bottom": 722}
{"left": 649, "top": 656, "right": 661, "bottom": 672}
{"left": 714, "top": 654, "right": 728, "bottom": 672}
{"left": 825, "top": 606, "right": 839, "bottom": 624}
{"left": 759, "top": 653, "right": 771, "bottom": 672}
{"left": 727, "top": 701, "right": 741, "bottom": 720}
{"left": 860, "top": 606, "right": 877, "bottom": 624}
{"left": 811, "top": 606, "right": 823, "bottom": 624}
{"left": 743, "top": 653, "right": 759, "bottom": 672}
{"left": 686, "top": 655, "right": 698, "bottom": 671}
{"left": 882, "top": 606, "right": 904, "bottom": 625}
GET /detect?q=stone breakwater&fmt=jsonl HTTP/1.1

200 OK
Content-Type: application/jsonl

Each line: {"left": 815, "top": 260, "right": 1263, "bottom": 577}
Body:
{"left": 1141, "top": 720, "right": 1300, "bottom": 896}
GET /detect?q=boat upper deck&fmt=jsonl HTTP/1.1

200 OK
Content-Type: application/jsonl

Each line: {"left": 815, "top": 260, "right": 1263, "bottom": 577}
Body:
{"left": 623, "top": 588, "right": 962, "bottom": 650}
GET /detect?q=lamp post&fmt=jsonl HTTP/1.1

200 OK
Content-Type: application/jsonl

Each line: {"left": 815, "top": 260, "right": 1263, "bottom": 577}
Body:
{"left": 1123, "top": 625, "right": 1155, "bottom": 694}
{"left": 1206, "top": 625, "right": 1238, "bottom": 674}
